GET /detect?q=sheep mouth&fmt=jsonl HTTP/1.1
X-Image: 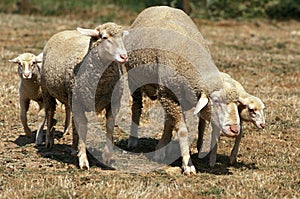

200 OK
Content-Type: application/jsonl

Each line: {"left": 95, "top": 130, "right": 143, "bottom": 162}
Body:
{"left": 255, "top": 122, "right": 265, "bottom": 129}
{"left": 223, "top": 124, "right": 239, "bottom": 137}
{"left": 115, "top": 54, "right": 128, "bottom": 64}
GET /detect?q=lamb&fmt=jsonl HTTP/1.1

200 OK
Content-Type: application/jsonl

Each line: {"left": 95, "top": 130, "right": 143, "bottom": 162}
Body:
{"left": 124, "top": 6, "right": 241, "bottom": 174}
{"left": 9, "top": 52, "right": 45, "bottom": 144}
{"left": 41, "top": 22, "right": 128, "bottom": 169}
{"left": 9, "top": 53, "right": 71, "bottom": 145}
{"left": 197, "top": 72, "right": 266, "bottom": 167}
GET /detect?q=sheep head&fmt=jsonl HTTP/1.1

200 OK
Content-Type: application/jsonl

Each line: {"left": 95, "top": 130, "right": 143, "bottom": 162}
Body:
{"left": 77, "top": 22, "right": 129, "bottom": 64}
{"left": 238, "top": 95, "right": 265, "bottom": 129}
{"left": 195, "top": 82, "right": 240, "bottom": 137}
{"left": 9, "top": 52, "right": 42, "bottom": 79}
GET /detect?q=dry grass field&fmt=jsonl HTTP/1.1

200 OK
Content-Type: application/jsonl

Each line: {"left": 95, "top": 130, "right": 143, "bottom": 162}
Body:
{"left": 0, "top": 12, "right": 299, "bottom": 198}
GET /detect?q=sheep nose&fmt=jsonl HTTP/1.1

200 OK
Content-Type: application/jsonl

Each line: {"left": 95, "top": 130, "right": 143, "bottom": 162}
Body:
{"left": 260, "top": 123, "right": 265, "bottom": 129}
{"left": 24, "top": 73, "right": 30, "bottom": 78}
{"left": 230, "top": 124, "right": 239, "bottom": 134}
{"left": 120, "top": 54, "right": 127, "bottom": 61}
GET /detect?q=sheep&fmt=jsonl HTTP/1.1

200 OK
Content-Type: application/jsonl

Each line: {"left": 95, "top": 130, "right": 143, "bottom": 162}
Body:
{"left": 197, "top": 72, "right": 266, "bottom": 167}
{"left": 9, "top": 52, "right": 45, "bottom": 144}
{"left": 124, "top": 6, "right": 241, "bottom": 174}
{"left": 9, "top": 52, "right": 71, "bottom": 145}
{"left": 41, "top": 22, "right": 128, "bottom": 169}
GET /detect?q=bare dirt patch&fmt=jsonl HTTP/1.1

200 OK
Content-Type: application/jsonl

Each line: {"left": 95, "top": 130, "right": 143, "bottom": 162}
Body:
{"left": 0, "top": 13, "right": 299, "bottom": 198}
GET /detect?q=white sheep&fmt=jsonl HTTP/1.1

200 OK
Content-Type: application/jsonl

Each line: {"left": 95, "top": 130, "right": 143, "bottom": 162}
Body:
{"left": 197, "top": 72, "right": 266, "bottom": 167}
{"left": 124, "top": 6, "right": 241, "bottom": 174}
{"left": 9, "top": 52, "right": 46, "bottom": 145}
{"left": 41, "top": 22, "right": 128, "bottom": 169}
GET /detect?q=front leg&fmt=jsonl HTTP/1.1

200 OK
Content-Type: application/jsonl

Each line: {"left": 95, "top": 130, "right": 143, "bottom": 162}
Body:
{"left": 197, "top": 117, "right": 206, "bottom": 152}
{"left": 72, "top": 108, "right": 89, "bottom": 170}
{"left": 177, "top": 122, "right": 196, "bottom": 175}
{"left": 230, "top": 122, "right": 243, "bottom": 164}
{"left": 19, "top": 96, "right": 31, "bottom": 137}
{"left": 209, "top": 124, "right": 221, "bottom": 167}
{"left": 102, "top": 107, "right": 114, "bottom": 165}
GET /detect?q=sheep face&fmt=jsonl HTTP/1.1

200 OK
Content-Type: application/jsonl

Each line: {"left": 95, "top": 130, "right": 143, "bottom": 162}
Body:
{"left": 9, "top": 53, "right": 42, "bottom": 80}
{"left": 238, "top": 96, "right": 265, "bottom": 129}
{"left": 100, "top": 31, "right": 128, "bottom": 63}
{"left": 77, "top": 23, "right": 128, "bottom": 64}
{"left": 209, "top": 90, "right": 240, "bottom": 137}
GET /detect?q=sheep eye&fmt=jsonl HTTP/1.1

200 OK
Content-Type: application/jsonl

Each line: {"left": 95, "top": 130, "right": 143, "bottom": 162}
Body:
{"left": 213, "top": 97, "right": 220, "bottom": 104}
{"left": 102, "top": 36, "right": 108, "bottom": 40}
{"left": 248, "top": 108, "right": 255, "bottom": 114}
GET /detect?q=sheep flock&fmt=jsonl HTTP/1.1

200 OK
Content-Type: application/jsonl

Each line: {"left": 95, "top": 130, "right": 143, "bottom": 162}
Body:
{"left": 8, "top": 6, "right": 266, "bottom": 175}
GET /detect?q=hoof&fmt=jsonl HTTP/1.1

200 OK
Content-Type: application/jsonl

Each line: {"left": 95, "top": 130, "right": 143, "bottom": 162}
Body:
{"left": 229, "top": 155, "right": 237, "bottom": 165}
{"left": 79, "top": 153, "right": 90, "bottom": 170}
{"left": 25, "top": 130, "right": 32, "bottom": 138}
{"left": 127, "top": 136, "right": 138, "bottom": 149}
{"left": 45, "top": 138, "right": 54, "bottom": 148}
{"left": 183, "top": 166, "right": 196, "bottom": 175}
{"left": 70, "top": 148, "right": 78, "bottom": 156}
{"left": 153, "top": 149, "right": 166, "bottom": 162}
{"left": 102, "top": 151, "right": 112, "bottom": 166}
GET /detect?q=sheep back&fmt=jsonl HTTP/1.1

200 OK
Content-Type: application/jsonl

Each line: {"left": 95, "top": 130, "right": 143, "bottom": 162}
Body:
{"left": 130, "top": 6, "right": 210, "bottom": 55}
{"left": 42, "top": 30, "right": 91, "bottom": 104}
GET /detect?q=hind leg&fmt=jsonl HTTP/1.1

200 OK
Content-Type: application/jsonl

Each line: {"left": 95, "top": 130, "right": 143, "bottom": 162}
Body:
{"left": 36, "top": 101, "right": 46, "bottom": 145}
{"left": 43, "top": 92, "right": 56, "bottom": 148}
{"left": 128, "top": 88, "right": 143, "bottom": 149}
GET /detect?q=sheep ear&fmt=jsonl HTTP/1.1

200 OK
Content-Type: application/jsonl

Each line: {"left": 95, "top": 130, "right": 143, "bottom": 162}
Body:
{"left": 9, "top": 57, "right": 19, "bottom": 63}
{"left": 77, "top": 27, "right": 99, "bottom": 38}
{"left": 35, "top": 53, "right": 43, "bottom": 63}
{"left": 238, "top": 97, "right": 248, "bottom": 106}
{"left": 194, "top": 93, "right": 209, "bottom": 114}
{"left": 122, "top": 30, "right": 129, "bottom": 37}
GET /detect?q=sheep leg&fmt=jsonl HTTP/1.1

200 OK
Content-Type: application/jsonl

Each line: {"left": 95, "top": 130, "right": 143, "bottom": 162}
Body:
{"left": 177, "top": 122, "right": 196, "bottom": 175}
{"left": 36, "top": 102, "right": 46, "bottom": 145}
{"left": 102, "top": 107, "right": 114, "bottom": 165}
{"left": 20, "top": 97, "right": 31, "bottom": 137}
{"left": 45, "top": 97, "right": 56, "bottom": 148}
{"left": 197, "top": 117, "right": 206, "bottom": 152}
{"left": 72, "top": 106, "right": 89, "bottom": 170}
{"left": 153, "top": 114, "right": 174, "bottom": 162}
{"left": 128, "top": 88, "right": 143, "bottom": 149}
{"left": 209, "top": 124, "right": 220, "bottom": 167}
{"left": 230, "top": 122, "right": 243, "bottom": 164}
{"left": 63, "top": 105, "right": 71, "bottom": 134}
{"left": 71, "top": 117, "right": 78, "bottom": 155}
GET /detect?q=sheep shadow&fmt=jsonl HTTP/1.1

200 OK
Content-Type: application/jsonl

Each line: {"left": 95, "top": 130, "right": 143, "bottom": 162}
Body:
{"left": 16, "top": 131, "right": 258, "bottom": 173}
{"left": 14, "top": 130, "right": 64, "bottom": 147}
{"left": 35, "top": 140, "right": 113, "bottom": 170}
{"left": 32, "top": 129, "right": 113, "bottom": 170}
{"left": 191, "top": 153, "right": 258, "bottom": 175}
{"left": 115, "top": 137, "right": 258, "bottom": 175}
{"left": 14, "top": 133, "right": 35, "bottom": 146}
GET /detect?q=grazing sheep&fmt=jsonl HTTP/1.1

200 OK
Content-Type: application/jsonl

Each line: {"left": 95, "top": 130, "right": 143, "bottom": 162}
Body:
{"left": 41, "top": 22, "right": 128, "bottom": 169}
{"left": 9, "top": 53, "right": 71, "bottom": 145}
{"left": 124, "top": 6, "right": 241, "bottom": 174}
{"left": 197, "top": 72, "right": 266, "bottom": 167}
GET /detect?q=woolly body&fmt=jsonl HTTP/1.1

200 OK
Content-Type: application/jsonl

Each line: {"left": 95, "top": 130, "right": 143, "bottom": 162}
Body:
{"left": 125, "top": 6, "right": 240, "bottom": 174}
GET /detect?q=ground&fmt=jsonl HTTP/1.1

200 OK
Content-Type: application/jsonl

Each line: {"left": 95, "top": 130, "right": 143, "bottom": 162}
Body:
{"left": 0, "top": 13, "right": 299, "bottom": 198}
